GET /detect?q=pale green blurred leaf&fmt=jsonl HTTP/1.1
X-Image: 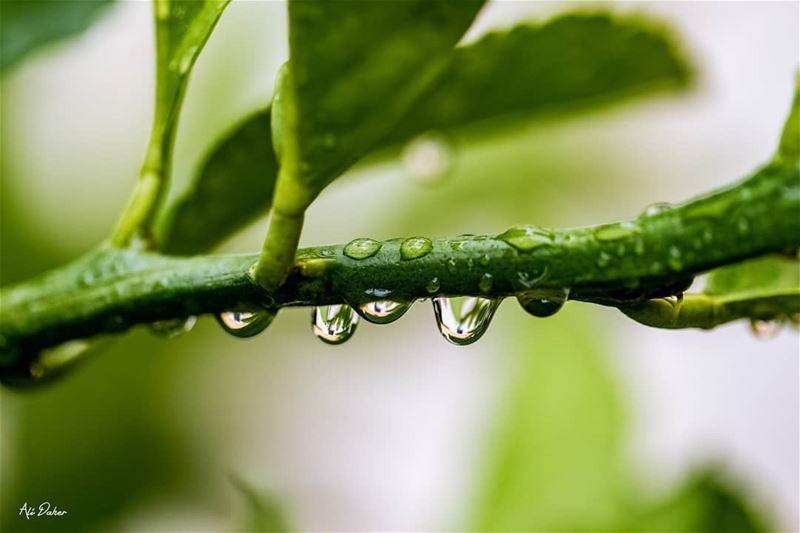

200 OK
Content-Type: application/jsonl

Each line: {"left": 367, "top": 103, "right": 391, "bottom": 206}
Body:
{"left": 232, "top": 477, "right": 292, "bottom": 533}
{"left": 470, "top": 310, "right": 630, "bottom": 530}
{"left": 282, "top": 0, "right": 485, "bottom": 191}
{"left": 155, "top": 109, "right": 276, "bottom": 254}
{"left": 0, "top": 0, "right": 112, "bottom": 74}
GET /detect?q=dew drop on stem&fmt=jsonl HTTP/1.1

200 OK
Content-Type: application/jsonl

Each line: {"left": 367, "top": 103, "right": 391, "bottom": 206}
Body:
{"left": 343, "top": 238, "right": 382, "bottom": 260}
{"left": 432, "top": 296, "right": 501, "bottom": 346}
{"left": 150, "top": 316, "right": 197, "bottom": 339}
{"left": 312, "top": 305, "right": 359, "bottom": 344}
{"left": 400, "top": 237, "right": 433, "bottom": 260}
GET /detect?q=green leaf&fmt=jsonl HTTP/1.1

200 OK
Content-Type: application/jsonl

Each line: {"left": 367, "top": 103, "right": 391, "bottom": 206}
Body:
{"left": 148, "top": 0, "right": 231, "bottom": 160}
{"left": 166, "top": 11, "right": 690, "bottom": 252}
{"left": 231, "top": 477, "right": 292, "bottom": 533}
{"left": 386, "top": 12, "right": 690, "bottom": 145}
{"left": 704, "top": 254, "right": 799, "bottom": 297}
{"left": 0, "top": 0, "right": 113, "bottom": 74}
{"left": 777, "top": 73, "right": 800, "bottom": 161}
{"left": 280, "top": 0, "right": 485, "bottom": 196}
{"left": 155, "top": 109, "right": 276, "bottom": 254}
{"left": 470, "top": 311, "right": 630, "bottom": 530}
{"left": 111, "top": 0, "right": 231, "bottom": 246}
{"left": 624, "top": 471, "right": 770, "bottom": 533}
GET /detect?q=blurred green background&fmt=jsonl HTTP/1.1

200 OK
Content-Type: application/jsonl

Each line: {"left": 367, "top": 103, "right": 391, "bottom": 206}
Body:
{"left": 1, "top": 1, "right": 798, "bottom": 531}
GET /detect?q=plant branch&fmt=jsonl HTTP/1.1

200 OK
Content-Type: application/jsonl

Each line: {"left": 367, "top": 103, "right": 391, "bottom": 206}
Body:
{"left": 2, "top": 160, "right": 798, "bottom": 379}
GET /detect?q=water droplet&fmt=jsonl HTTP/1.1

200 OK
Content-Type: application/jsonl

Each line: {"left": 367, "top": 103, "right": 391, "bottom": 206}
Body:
{"left": 641, "top": 202, "right": 673, "bottom": 217}
{"left": 343, "top": 238, "right": 382, "bottom": 260}
{"left": 80, "top": 271, "right": 96, "bottom": 286}
{"left": 402, "top": 133, "right": 453, "bottom": 185}
{"left": 432, "top": 296, "right": 501, "bottom": 346}
{"left": 400, "top": 237, "right": 432, "bottom": 260}
{"left": 702, "top": 228, "right": 714, "bottom": 243}
{"left": 426, "top": 277, "right": 440, "bottom": 294}
{"left": 312, "top": 305, "right": 359, "bottom": 344}
{"left": 478, "top": 254, "right": 491, "bottom": 267}
{"left": 498, "top": 225, "right": 553, "bottom": 252}
{"left": 30, "top": 339, "right": 93, "bottom": 380}
{"left": 150, "top": 316, "right": 197, "bottom": 339}
{"left": 750, "top": 318, "right": 783, "bottom": 339}
{"left": 478, "top": 273, "right": 493, "bottom": 293}
{"left": 634, "top": 238, "right": 645, "bottom": 255}
{"left": 217, "top": 308, "right": 276, "bottom": 338}
{"left": 596, "top": 252, "right": 611, "bottom": 268}
{"left": 650, "top": 261, "right": 664, "bottom": 275}
{"left": 667, "top": 246, "right": 683, "bottom": 271}
{"left": 663, "top": 293, "right": 683, "bottom": 307}
{"left": 515, "top": 267, "right": 547, "bottom": 290}
{"left": 737, "top": 217, "right": 750, "bottom": 235}
{"left": 594, "top": 222, "right": 638, "bottom": 241}
{"left": 446, "top": 258, "right": 458, "bottom": 274}
{"left": 357, "top": 300, "right": 412, "bottom": 324}
{"left": 517, "top": 288, "right": 569, "bottom": 317}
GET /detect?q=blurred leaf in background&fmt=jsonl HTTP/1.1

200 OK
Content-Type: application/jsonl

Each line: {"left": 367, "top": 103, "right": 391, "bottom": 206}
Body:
{"left": 157, "top": 12, "right": 691, "bottom": 254}
{"left": 0, "top": 0, "right": 113, "bottom": 74}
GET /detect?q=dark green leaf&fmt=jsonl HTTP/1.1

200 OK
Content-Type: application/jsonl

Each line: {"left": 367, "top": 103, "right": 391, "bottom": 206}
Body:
{"left": 624, "top": 471, "right": 770, "bottom": 533}
{"left": 155, "top": 109, "right": 276, "bottom": 254}
{"left": 0, "top": 0, "right": 113, "bottom": 74}
{"left": 281, "top": 0, "right": 485, "bottom": 191}
{"left": 166, "top": 12, "right": 691, "bottom": 251}
{"left": 386, "top": 12, "right": 691, "bottom": 145}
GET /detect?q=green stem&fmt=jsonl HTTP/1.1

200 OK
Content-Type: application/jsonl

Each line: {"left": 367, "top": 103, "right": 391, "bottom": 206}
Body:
{"left": 110, "top": 4, "right": 188, "bottom": 247}
{"left": 2, "top": 160, "right": 798, "bottom": 379}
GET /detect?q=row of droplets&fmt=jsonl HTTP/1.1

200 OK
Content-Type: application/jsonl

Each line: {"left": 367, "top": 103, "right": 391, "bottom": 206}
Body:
{"left": 150, "top": 290, "right": 569, "bottom": 347}
{"left": 149, "top": 293, "right": 797, "bottom": 346}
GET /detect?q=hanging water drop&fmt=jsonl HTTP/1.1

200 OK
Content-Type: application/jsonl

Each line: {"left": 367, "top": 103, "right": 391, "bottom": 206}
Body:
{"left": 517, "top": 288, "right": 569, "bottom": 318}
{"left": 357, "top": 300, "right": 412, "bottom": 324}
{"left": 343, "top": 238, "right": 382, "bottom": 260}
{"left": 426, "top": 277, "right": 441, "bottom": 294}
{"left": 750, "top": 318, "right": 783, "bottom": 339}
{"left": 217, "top": 308, "right": 276, "bottom": 338}
{"left": 432, "top": 296, "right": 501, "bottom": 346}
{"left": 150, "top": 316, "right": 197, "bottom": 339}
{"left": 402, "top": 133, "right": 453, "bottom": 185}
{"left": 312, "top": 305, "right": 359, "bottom": 344}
